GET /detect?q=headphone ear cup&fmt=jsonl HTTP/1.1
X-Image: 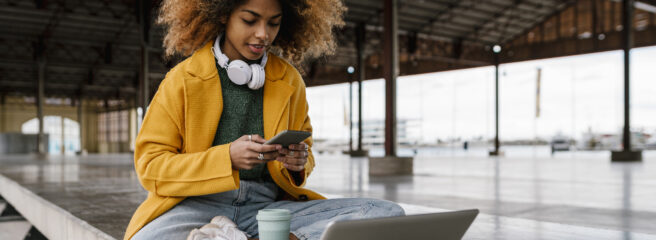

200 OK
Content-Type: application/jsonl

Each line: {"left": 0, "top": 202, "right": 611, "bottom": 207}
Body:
{"left": 227, "top": 60, "right": 252, "bottom": 85}
{"left": 248, "top": 64, "right": 265, "bottom": 90}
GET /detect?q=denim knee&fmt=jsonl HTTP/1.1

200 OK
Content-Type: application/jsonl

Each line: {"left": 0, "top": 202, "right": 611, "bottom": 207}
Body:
{"left": 380, "top": 200, "right": 405, "bottom": 216}
{"left": 366, "top": 199, "right": 405, "bottom": 217}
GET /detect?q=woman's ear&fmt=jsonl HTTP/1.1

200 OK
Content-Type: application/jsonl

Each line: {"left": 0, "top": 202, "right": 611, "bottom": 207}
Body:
{"left": 219, "top": 16, "right": 228, "bottom": 24}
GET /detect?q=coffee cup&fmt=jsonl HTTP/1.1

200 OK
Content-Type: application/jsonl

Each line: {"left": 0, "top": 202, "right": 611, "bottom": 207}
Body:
{"left": 256, "top": 209, "right": 292, "bottom": 240}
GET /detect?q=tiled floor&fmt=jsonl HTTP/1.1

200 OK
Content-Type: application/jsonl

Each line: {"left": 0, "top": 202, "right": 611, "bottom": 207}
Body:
{"left": 307, "top": 147, "right": 656, "bottom": 239}
{"left": 0, "top": 148, "right": 654, "bottom": 239}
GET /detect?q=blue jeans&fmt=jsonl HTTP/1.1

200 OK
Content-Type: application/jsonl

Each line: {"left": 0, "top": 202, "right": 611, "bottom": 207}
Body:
{"left": 131, "top": 180, "right": 405, "bottom": 240}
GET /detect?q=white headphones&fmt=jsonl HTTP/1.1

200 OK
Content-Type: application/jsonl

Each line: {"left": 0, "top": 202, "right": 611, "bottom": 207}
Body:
{"left": 211, "top": 34, "right": 267, "bottom": 90}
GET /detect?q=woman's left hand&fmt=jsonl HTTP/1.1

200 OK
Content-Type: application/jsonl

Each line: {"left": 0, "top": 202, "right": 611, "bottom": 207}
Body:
{"left": 277, "top": 142, "right": 308, "bottom": 172}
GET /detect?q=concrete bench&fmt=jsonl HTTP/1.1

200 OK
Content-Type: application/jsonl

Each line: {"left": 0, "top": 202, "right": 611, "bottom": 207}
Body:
{"left": 0, "top": 154, "right": 144, "bottom": 240}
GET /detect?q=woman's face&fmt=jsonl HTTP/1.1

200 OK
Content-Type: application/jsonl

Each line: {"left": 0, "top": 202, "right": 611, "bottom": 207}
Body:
{"left": 222, "top": 0, "right": 282, "bottom": 61}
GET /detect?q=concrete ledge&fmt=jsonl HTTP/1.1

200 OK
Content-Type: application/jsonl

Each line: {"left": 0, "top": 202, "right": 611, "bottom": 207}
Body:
{"left": 489, "top": 150, "right": 504, "bottom": 156}
{"left": 369, "top": 156, "right": 413, "bottom": 176}
{"left": 611, "top": 150, "right": 642, "bottom": 162}
{"left": 349, "top": 150, "right": 369, "bottom": 157}
{"left": 0, "top": 174, "right": 115, "bottom": 240}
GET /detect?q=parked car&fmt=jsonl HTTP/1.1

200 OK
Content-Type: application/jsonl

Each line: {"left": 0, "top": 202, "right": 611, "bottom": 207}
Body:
{"left": 551, "top": 137, "right": 570, "bottom": 153}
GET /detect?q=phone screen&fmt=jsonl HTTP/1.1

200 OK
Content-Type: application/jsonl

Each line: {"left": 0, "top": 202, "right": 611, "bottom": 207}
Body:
{"left": 264, "top": 130, "right": 311, "bottom": 147}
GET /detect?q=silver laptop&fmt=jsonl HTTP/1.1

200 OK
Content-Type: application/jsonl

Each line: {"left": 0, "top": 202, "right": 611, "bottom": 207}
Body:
{"left": 320, "top": 209, "right": 479, "bottom": 240}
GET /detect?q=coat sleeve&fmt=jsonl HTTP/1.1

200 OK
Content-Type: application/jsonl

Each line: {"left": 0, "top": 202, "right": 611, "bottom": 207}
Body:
{"left": 133, "top": 71, "right": 238, "bottom": 197}
{"left": 280, "top": 68, "right": 315, "bottom": 187}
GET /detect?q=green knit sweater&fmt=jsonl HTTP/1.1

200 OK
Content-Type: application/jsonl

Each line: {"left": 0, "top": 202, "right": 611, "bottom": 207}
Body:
{"left": 212, "top": 61, "right": 271, "bottom": 182}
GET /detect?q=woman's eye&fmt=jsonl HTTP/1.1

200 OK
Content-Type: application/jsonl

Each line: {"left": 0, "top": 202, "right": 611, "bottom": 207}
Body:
{"left": 242, "top": 19, "right": 255, "bottom": 25}
{"left": 268, "top": 22, "right": 280, "bottom": 27}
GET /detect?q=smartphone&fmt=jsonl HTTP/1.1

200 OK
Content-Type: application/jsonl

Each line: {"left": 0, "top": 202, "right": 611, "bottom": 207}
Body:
{"left": 264, "top": 130, "right": 311, "bottom": 147}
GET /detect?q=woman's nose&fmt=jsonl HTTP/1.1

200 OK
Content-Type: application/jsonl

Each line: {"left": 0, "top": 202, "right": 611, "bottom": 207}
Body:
{"left": 254, "top": 23, "right": 268, "bottom": 41}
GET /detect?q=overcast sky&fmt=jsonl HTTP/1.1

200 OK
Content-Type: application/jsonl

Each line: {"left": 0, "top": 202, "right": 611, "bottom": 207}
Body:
{"left": 306, "top": 46, "right": 656, "bottom": 143}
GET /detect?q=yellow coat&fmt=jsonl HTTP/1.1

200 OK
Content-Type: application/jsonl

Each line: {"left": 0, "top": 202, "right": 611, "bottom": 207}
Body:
{"left": 124, "top": 42, "right": 325, "bottom": 240}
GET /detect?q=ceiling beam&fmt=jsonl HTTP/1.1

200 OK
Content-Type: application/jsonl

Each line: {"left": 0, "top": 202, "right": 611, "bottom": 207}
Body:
{"left": 501, "top": 0, "right": 576, "bottom": 45}
{"left": 636, "top": 0, "right": 656, "bottom": 13}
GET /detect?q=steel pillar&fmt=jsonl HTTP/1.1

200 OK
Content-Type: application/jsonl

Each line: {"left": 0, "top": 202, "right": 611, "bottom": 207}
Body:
{"left": 369, "top": 0, "right": 411, "bottom": 176}
{"left": 622, "top": 0, "right": 633, "bottom": 151}
{"left": 141, "top": 48, "right": 149, "bottom": 112}
{"left": 119, "top": 102, "right": 124, "bottom": 153}
{"left": 349, "top": 76, "right": 353, "bottom": 153}
{"left": 351, "top": 22, "right": 368, "bottom": 157}
{"left": 612, "top": 0, "right": 642, "bottom": 161}
{"left": 77, "top": 98, "right": 83, "bottom": 154}
{"left": 139, "top": 0, "right": 151, "bottom": 115}
{"left": 60, "top": 114, "right": 65, "bottom": 155}
{"left": 36, "top": 58, "right": 46, "bottom": 155}
{"left": 490, "top": 53, "right": 501, "bottom": 156}
{"left": 105, "top": 100, "right": 110, "bottom": 152}
{"left": 383, "top": 0, "right": 398, "bottom": 157}
{"left": 0, "top": 94, "right": 5, "bottom": 132}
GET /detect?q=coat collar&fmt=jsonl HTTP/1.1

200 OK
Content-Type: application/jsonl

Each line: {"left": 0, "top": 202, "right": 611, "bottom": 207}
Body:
{"left": 183, "top": 41, "right": 295, "bottom": 150}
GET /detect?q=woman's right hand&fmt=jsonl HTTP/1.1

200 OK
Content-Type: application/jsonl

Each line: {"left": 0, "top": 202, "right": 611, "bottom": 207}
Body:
{"left": 229, "top": 134, "right": 282, "bottom": 170}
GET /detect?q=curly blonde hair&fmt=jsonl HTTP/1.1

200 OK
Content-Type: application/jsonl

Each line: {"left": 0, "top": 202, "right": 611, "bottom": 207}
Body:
{"left": 157, "top": 0, "right": 346, "bottom": 66}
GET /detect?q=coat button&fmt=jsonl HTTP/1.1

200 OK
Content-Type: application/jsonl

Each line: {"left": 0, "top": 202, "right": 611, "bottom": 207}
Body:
{"left": 299, "top": 194, "right": 308, "bottom": 201}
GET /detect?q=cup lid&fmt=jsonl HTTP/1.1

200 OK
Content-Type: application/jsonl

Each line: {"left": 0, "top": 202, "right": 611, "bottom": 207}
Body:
{"left": 256, "top": 209, "right": 292, "bottom": 221}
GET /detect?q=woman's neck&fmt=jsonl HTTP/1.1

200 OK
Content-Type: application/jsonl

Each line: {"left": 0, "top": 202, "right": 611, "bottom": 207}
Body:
{"left": 220, "top": 36, "right": 243, "bottom": 62}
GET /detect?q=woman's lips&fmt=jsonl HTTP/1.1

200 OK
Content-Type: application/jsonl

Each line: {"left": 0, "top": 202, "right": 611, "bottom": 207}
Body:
{"left": 248, "top": 44, "right": 265, "bottom": 54}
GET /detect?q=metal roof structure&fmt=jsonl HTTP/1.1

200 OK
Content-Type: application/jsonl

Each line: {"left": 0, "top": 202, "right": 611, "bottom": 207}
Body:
{"left": 0, "top": 0, "right": 655, "bottom": 108}
{"left": 308, "top": 0, "right": 656, "bottom": 86}
{"left": 0, "top": 0, "right": 163, "bottom": 106}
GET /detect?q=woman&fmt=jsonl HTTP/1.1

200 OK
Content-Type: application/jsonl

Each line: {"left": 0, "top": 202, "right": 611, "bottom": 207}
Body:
{"left": 125, "top": 0, "right": 405, "bottom": 239}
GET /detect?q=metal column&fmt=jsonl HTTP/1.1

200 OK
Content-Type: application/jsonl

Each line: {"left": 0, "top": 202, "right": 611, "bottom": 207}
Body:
{"left": 105, "top": 100, "right": 110, "bottom": 152}
{"left": 349, "top": 75, "right": 353, "bottom": 153}
{"left": 357, "top": 26, "right": 364, "bottom": 153}
{"left": 622, "top": 0, "right": 632, "bottom": 150}
{"left": 60, "top": 114, "right": 65, "bottom": 155}
{"left": 383, "top": 0, "right": 398, "bottom": 157}
{"left": 132, "top": 98, "right": 138, "bottom": 151}
{"left": 119, "top": 104, "right": 124, "bottom": 153}
{"left": 0, "top": 95, "right": 5, "bottom": 132}
{"left": 351, "top": 22, "right": 368, "bottom": 157}
{"left": 612, "top": 0, "right": 642, "bottom": 161}
{"left": 139, "top": 0, "right": 151, "bottom": 115}
{"left": 140, "top": 48, "right": 149, "bottom": 112}
{"left": 77, "top": 99, "right": 83, "bottom": 154}
{"left": 490, "top": 53, "right": 501, "bottom": 156}
{"left": 37, "top": 58, "right": 46, "bottom": 155}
